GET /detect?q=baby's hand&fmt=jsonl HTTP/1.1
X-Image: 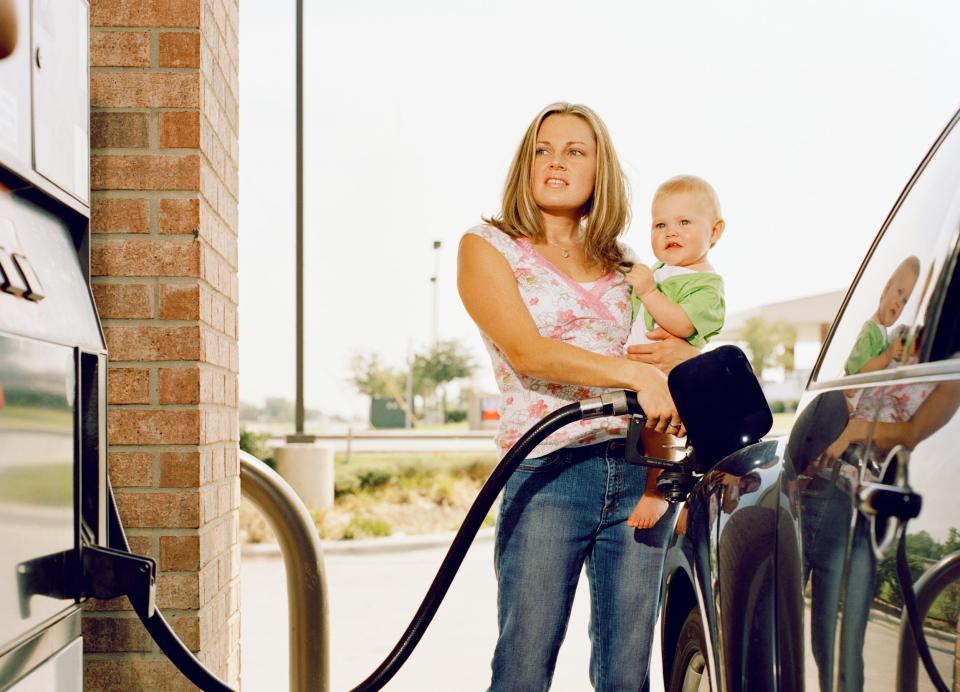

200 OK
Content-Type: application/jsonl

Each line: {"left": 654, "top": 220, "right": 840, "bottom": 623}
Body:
{"left": 625, "top": 263, "right": 656, "bottom": 298}
{"left": 627, "top": 493, "right": 668, "bottom": 530}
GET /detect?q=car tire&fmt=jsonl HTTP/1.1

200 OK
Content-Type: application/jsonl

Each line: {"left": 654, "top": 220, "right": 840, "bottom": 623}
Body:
{"left": 669, "top": 608, "right": 710, "bottom": 692}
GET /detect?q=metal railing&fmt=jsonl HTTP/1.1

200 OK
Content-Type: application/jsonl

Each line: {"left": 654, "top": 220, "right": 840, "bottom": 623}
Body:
{"left": 239, "top": 450, "right": 329, "bottom": 692}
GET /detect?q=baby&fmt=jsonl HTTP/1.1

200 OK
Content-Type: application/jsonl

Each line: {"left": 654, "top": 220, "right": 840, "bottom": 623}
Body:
{"left": 844, "top": 256, "right": 920, "bottom": 376}
{"left": 623, "top": 175, "right": 726, "bottom": 529}
{"left": 625, "top": 175, "right": 725, "bottom": 348}
{"left": 852, "top": 325, "right": 936, "bottom": 427}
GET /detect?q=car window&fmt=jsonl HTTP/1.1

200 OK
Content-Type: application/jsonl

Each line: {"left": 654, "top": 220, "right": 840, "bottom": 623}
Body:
{"left": 926, "top": 247, "right": 960, "bottom": 362}
{"left": 815, "top": 115, "right": 960, "bottom": 382}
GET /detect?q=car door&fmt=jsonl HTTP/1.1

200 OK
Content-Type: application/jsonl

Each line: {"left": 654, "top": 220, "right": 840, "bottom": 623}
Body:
{"left": 793, "top": 107, "right": 960, "bottom": 692}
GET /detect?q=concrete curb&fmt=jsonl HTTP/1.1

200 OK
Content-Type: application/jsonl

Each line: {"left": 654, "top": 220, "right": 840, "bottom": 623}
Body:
{"left": 242, "top": 527, "right": 496, "bottom": 559}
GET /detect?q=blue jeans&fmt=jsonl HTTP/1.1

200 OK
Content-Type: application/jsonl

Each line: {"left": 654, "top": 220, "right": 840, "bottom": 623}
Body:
{"left": 490, "top": 441, "right": 676, "bottom": 692}
{"left": 801, "top": 475, "right": 876, "bottom": 692}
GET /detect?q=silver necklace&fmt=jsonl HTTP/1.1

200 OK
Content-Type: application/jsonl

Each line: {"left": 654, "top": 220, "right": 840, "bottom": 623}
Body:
{"left": 546, "top": 239, "right": 576, "bottom": 258}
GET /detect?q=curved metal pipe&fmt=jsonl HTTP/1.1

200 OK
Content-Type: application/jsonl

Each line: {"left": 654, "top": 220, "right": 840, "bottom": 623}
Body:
{"left": 240, "top": 450, "right": 330, "bottom": 692}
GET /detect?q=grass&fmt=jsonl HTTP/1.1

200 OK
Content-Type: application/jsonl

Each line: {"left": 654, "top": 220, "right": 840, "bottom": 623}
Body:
{"left": 0, "top": 405, "right": 73, "bottom": 432}
{"left": 769, "top": 412, "right": 796, "bottom": 436}
{"left": 241, "top": 451, "right": 500, "bottom": 543}
{"left": 334, "top": 451, "right": 497, "bottom": 477}
{"left": 0, "top": 464, "right": 73, "bottom": 507}
{"left": 240, "top": 420, "right": 473, "bottom": 436}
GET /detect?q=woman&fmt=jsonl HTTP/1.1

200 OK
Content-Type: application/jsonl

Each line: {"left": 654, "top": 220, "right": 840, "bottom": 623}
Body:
{"left": 458, "top": 102, "right": 691, "bottom": 691}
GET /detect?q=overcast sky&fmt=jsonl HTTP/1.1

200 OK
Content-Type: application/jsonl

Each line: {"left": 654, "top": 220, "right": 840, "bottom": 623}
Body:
{"left": 238, "top": 1, "right": 960, "bottom": 419}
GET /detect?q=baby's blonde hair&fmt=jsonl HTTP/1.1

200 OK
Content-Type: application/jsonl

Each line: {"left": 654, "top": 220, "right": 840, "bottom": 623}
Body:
{"left": 653, "top": 175, "right": 722, "bottom": 221}
{"left": 485, "top": 102, "right": 631, "bottom": 273}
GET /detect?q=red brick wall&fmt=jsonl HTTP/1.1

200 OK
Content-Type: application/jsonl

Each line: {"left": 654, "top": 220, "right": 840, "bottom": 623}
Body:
{"left": 84, "top": 1, "right": 240, "bottom": 689}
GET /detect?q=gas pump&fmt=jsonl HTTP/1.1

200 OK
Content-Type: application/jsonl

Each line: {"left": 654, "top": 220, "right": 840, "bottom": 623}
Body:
{"left": 0, "top": 0, "right": 132, "bottom": 688}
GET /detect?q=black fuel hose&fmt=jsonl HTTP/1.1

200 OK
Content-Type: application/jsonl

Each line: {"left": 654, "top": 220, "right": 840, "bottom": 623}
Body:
{"left": 350, "top": 390, "right": 640, "bottom": 691}
{"left": 102, "top": 390, "right": 639, "bottom": 692}
{"left": 896, "top": 530, "right": 949, "bottom": 692}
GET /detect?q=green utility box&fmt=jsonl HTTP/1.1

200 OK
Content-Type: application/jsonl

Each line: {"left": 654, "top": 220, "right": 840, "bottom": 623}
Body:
{"left": 370, "top": 397, "right": 406, "bottom": 428}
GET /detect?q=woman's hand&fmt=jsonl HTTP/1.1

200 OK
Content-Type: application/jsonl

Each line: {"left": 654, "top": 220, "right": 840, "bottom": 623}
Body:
{"left": 629, "top": 361, "right": 684, "bottom": 436}
{"left": 626, "top": 327, "right": 700, "bottom": 374}
{"left": 825, "top": 418, "right": 871, "bottom": 459}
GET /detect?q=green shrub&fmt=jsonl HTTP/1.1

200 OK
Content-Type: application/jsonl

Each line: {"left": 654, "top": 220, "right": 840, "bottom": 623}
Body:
{"left": 240, "top": 428, "right": 276, "bottom": 469}
{"left": 444, "top": 408, "right": 468, "bottom": 423}
{"left": 432, "top": 476, "right": 456, "bottom": 506}
{"left": 459, "top": 460, "right": 496, "bottom": 482}
{"left": 356, "top": 468, "right": 393, "bottom": 491}
{"left": 396, "top": 465, "right": 433, "bottom": 490}
{"left": 342, "top": 514, "right": 392, "bottom": 540}
{"left": 334, "top": 476, "right": 358, "bottom": 497}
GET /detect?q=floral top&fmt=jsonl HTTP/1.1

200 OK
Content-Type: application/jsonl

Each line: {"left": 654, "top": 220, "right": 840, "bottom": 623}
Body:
{"left": 466, "top": 224, "right": 635, "bottom": 458}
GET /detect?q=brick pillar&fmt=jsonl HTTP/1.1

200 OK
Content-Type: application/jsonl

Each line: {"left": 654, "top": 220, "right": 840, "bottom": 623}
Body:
{"left": 84, "top": 1, "right": 240, "bottom": 689}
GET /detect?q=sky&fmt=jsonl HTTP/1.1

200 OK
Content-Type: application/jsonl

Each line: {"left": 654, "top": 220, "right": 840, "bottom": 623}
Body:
{"left": 238, "top": 1, "right": 960, "bottom": 420}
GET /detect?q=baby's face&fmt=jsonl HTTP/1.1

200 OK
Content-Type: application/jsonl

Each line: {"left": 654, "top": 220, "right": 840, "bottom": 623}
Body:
{"left": 877, "top": 266, "right": 918, "bottom": 327}
{"left": 650, "top": 191, "right": 721, "bottom": 267}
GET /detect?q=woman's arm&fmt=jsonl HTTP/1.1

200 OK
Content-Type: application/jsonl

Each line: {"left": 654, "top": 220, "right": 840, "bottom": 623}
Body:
{"left": 873, "top": 380, "right": 960, "bottom": 451}
{"left": 458, "top": 234, "right": 680, "bottom": 431}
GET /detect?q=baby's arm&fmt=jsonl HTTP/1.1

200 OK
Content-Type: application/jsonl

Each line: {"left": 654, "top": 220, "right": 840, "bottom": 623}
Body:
{"left": 624, "top": 265, "right": 695, "bottom": 339}
{"left": 638, "top": 290, "right": 696, "bottom": 338}
{"left": 627, "top": 468, "right": 668, "bottom": 529}
{"left": 856, "top": 338, "right": 905, "bottom": 374}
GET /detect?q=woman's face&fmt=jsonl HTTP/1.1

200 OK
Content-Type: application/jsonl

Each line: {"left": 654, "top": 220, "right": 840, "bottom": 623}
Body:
{"left": 530, "top": 114, "right": 597, "bottom": 218}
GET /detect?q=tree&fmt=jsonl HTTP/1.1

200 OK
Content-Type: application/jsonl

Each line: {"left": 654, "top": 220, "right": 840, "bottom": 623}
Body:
{"left": 412, "top": 340, "right": 476, "bottom": 416}
{"left": 349, "top": 353, "right": 406, "bottom": 398}
{"left": 348, "top": 341, "right": 477, "bottom": 423}
{"left": 739, "top": 317, "right": 797, "bottom": 376}
{"left": 348, "top": 352, "right": 418, "bottom": 424}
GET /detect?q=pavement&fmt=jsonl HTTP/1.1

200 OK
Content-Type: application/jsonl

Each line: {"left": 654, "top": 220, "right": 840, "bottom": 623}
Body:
{"left": 241, "top": 531, "right": 667, "bottom": 691}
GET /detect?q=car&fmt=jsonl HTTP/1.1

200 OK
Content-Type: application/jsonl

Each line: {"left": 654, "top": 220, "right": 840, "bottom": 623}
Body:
{"left": 658, "top": 106, "right": 960, "bottom": 692}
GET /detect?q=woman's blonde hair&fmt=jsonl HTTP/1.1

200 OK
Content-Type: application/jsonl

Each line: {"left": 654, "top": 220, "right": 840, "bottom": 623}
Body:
{"left": 484, "top": 102, "right": 630, "bottom": 273}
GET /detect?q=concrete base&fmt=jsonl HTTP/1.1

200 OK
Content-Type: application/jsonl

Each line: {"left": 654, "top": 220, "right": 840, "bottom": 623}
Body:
{"left": 274, "top": 443, "right": 335, "bottom": 510}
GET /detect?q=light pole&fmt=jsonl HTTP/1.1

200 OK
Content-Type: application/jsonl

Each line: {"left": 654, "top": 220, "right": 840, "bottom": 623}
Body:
{"left": 288, "top": 0, "right": 312, "bottom": 443}
{"left": 431, "top": 240, "right": 441, "bottom": 348}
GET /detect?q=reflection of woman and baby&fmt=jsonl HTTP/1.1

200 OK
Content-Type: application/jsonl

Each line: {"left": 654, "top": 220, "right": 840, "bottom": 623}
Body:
{"left": 803, "top": 255, "right": 960, "bottom": 691}
{"left": 457, "top": 102, "right": 724, "bottom": 690}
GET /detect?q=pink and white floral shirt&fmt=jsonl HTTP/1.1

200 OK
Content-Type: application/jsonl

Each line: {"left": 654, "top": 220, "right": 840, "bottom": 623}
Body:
{"left": 466, "top": 224, "right": 635, "bottom": 458}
